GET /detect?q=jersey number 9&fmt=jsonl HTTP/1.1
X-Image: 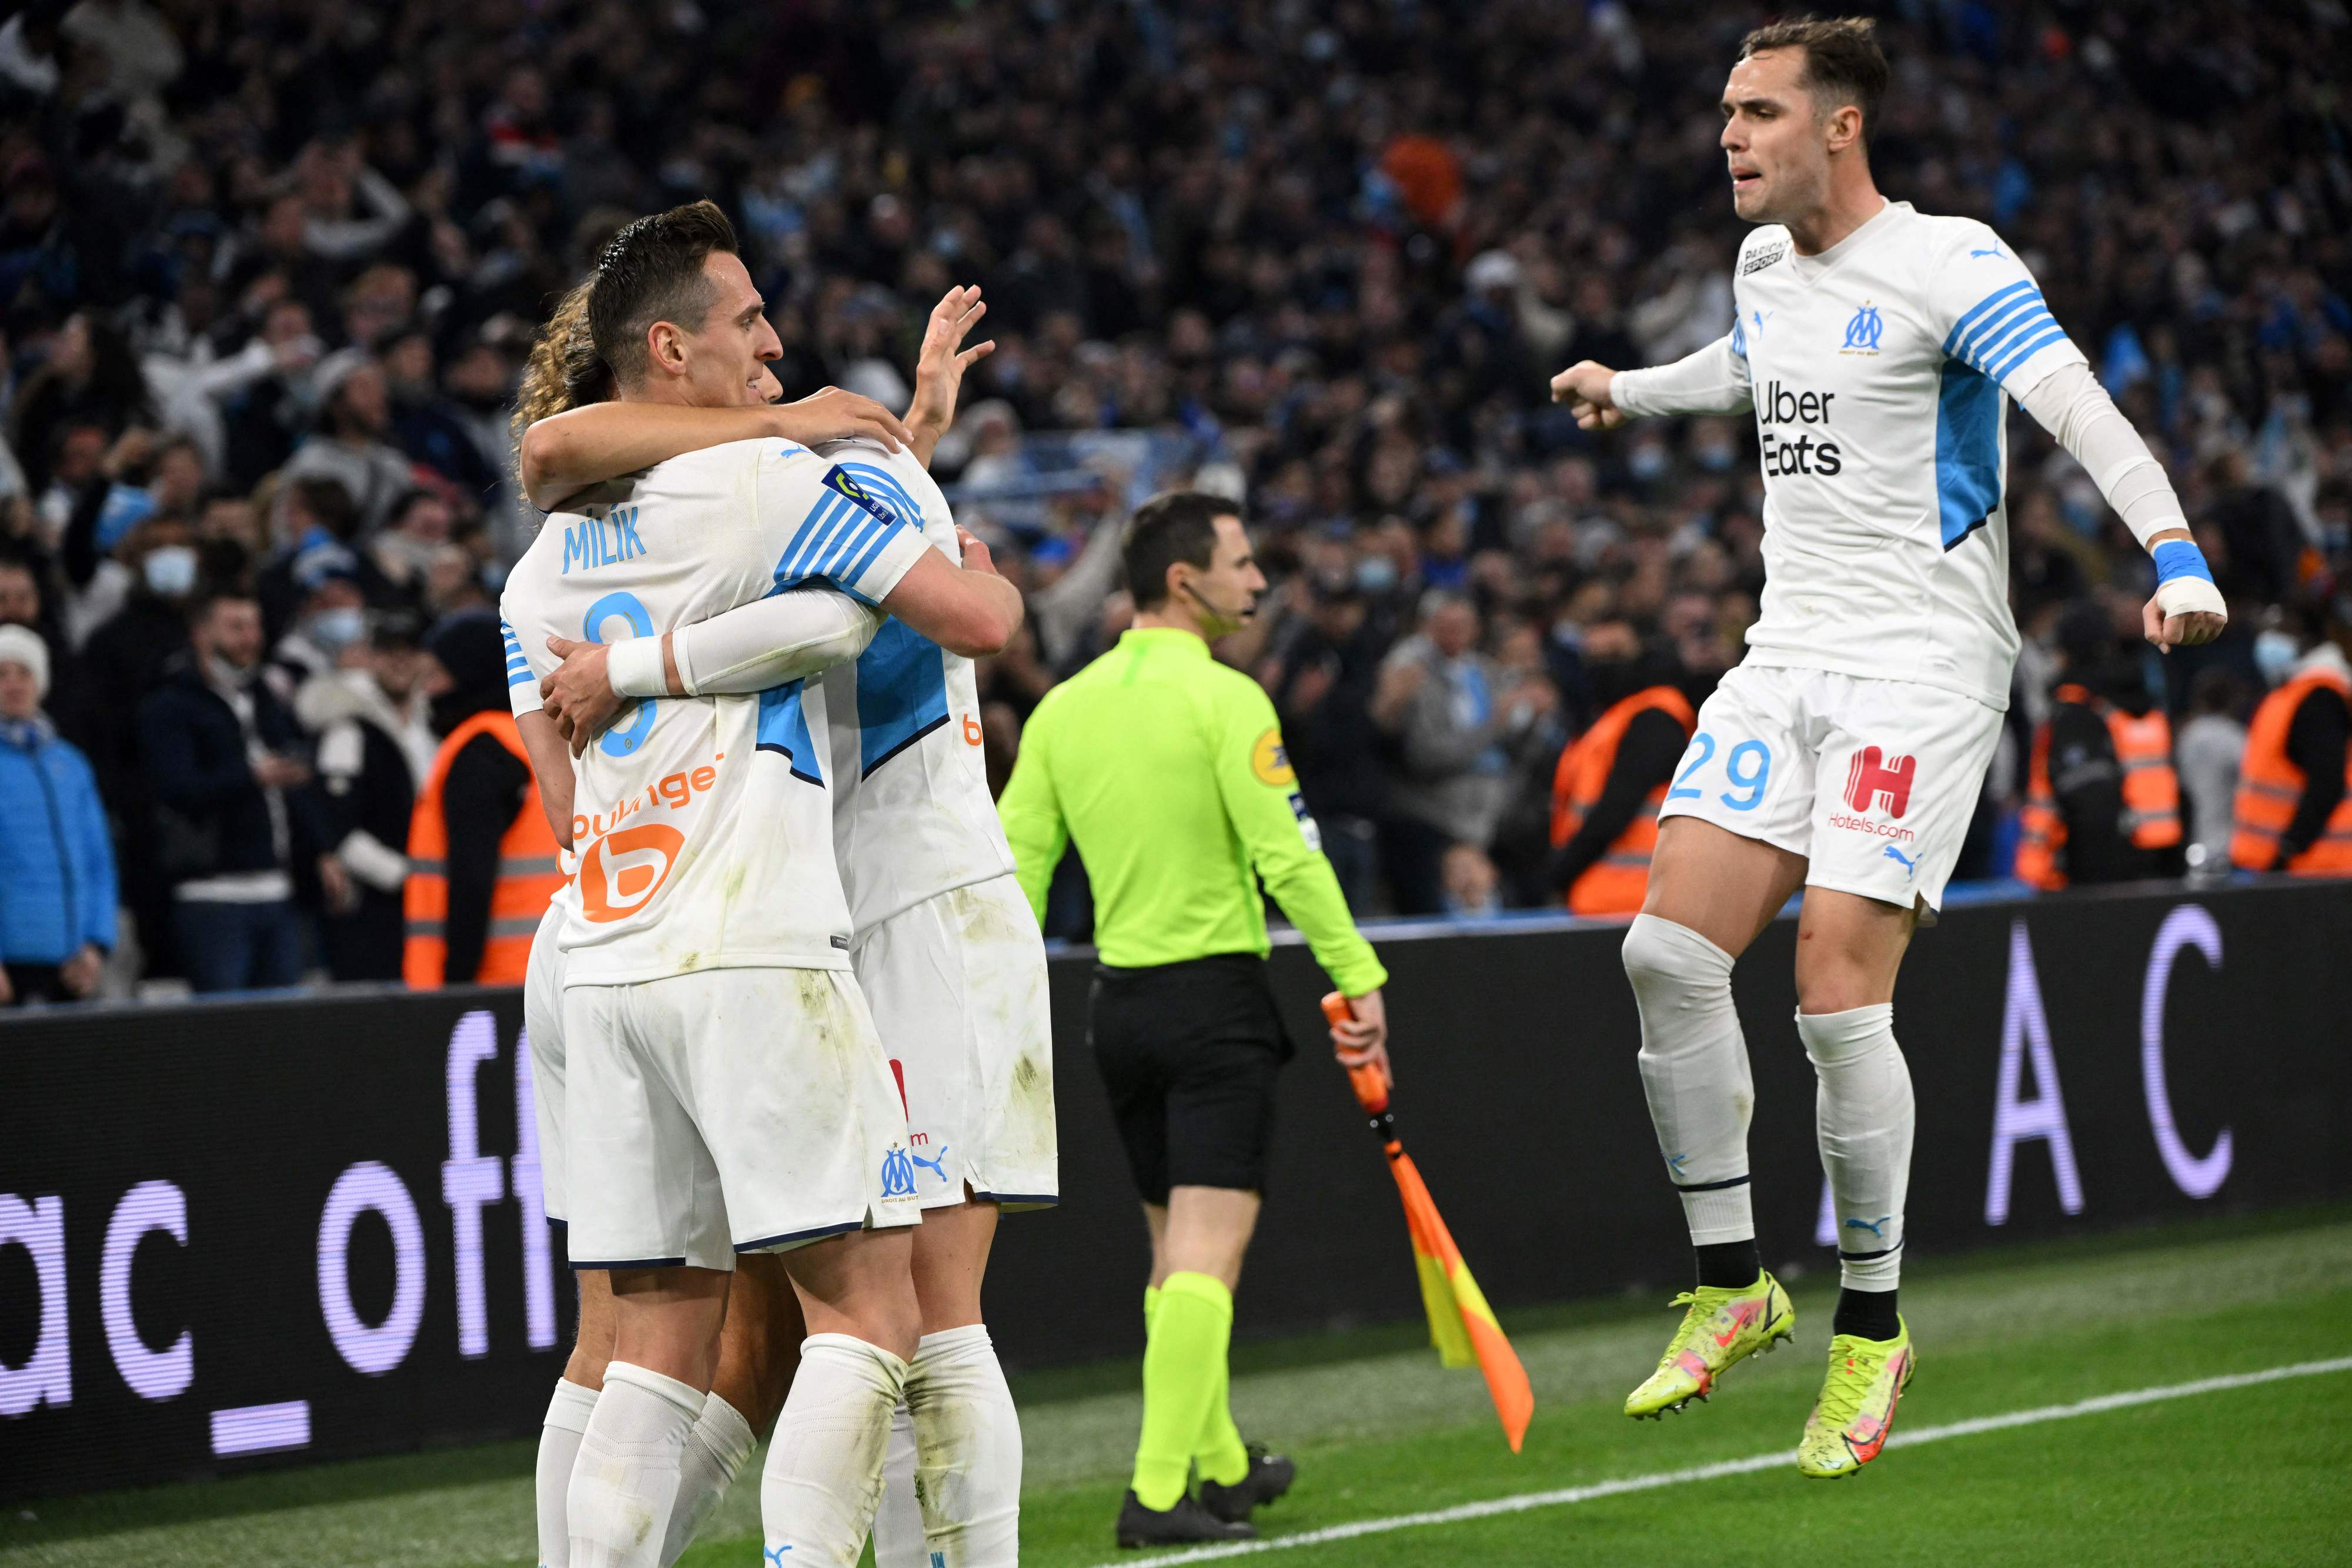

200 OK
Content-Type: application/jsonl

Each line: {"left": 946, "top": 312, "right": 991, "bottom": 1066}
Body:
{"left": 582, "top": 591, "right": 658, "bottom": 758}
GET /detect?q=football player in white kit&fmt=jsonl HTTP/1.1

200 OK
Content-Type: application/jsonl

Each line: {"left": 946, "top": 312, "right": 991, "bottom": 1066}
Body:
{"left": 500, "top": 202, "right": 1023, "bottom": 1568}
{"left": 528, "top": 284, "right": 1050, "bottom": 1568}
{"left": 507, "top": 249, "right": 934, "bottom": 1568}
{"left": 1549, "top": 18, "right": 2226, "bottom": 1479}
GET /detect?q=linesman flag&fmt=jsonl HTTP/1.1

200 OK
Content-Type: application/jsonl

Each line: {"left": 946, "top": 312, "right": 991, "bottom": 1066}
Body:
{"left": 1322, "top": 993, "right": 1535, "bottom": 1452}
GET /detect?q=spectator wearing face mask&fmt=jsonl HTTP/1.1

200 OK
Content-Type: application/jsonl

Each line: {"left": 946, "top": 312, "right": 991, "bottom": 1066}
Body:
{"left": 0, "top": 624, "right": 114, "bottom": 1004}
{"left": 299, "top": 612, "right": 433, "bottom": 982}
{"left": 256, "top": 474, "right": 392, "bottom": 644}
{"left": 138, "top": 586, "right": 334, "bottom": 992}
{"left": 2232, "top": 606, "right": 2352, "bottom": 877}
{"left": 266, "top": 555, "right": 369, "bottom": 708}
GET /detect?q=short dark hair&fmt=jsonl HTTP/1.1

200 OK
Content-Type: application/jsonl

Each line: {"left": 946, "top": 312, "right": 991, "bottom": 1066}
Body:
{"left": 188, "top": 583, "right": 256, "bottom": 626}
{"left": 587, "top": 199, "right": 739, "bottom": 386}
{"left": 1122, "top": 490, "right": 1237, "bottom": 610}
{"left": 287, "top": 475, "right": 358, "bottom": 539}
{"left": 1739, "top": 16, "right": 1888, "bottom": 149}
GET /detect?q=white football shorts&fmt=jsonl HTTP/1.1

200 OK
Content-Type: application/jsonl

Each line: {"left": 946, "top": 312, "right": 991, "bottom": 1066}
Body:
{"left": 561, "top": 966, "right": 921, "bottom": 1270}
{"left": 1656, "top": 663, "right": 2002, "bottom": 916}
{"left": 852, "top": 874, "right": 1058, "bottom": 1211}
{"left": 522, "top": 900, "right": 570, "bottom": 1225}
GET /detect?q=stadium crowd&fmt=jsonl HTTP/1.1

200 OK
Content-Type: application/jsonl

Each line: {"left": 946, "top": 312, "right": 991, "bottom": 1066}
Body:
{"left": 0, "top": 0, "right": 2344, "bottom": 997}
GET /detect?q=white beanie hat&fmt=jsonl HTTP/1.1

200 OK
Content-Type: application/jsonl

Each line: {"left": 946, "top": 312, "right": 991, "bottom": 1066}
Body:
{"left": 0, "top": 624, "right": 50, "bottom": 700}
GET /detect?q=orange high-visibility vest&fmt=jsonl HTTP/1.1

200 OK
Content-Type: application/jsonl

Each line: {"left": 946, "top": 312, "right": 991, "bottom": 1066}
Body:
{"left": 404, "top": 710, "right": 565, "bottom": 987}
{"left": 2015, "top": 683, "right": 2181, "bottom": 891}
{"left": 1549, "top": 685, "right": 1696, "bottom": 916}
{"left": 2230, "top": 664, "right": 2352, "bottom": 875}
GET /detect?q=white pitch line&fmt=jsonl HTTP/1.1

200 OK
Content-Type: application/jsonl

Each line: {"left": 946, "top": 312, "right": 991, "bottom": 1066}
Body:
{"left": 1097, "top": 1355, "right": 2352, "bottom": 1567}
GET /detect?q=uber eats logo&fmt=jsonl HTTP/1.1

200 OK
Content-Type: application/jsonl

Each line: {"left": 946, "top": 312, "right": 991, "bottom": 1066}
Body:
{"left": 1758, "top": 379, "right": 1843, "bottom": 478}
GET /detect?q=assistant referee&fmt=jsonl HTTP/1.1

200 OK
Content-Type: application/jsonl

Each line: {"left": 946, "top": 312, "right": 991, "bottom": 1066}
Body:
{"left": 998, "top": 490, "right": 1391, "bottom": 1549}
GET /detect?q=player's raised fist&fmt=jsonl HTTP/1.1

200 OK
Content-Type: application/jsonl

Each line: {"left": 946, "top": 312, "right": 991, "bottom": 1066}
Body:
{"left": 1550, "top": 360, "right": 1625, "bottom": 430}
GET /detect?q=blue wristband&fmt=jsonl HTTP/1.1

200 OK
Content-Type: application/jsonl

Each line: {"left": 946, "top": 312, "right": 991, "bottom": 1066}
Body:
{"left": 2152, "top": 538, "right": 2213, "bottom": 586}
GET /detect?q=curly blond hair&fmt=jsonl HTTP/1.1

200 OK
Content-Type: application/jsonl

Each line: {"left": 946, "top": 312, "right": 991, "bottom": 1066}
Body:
{"left": 510, "top": 276, "right": 610, "bottom": 459}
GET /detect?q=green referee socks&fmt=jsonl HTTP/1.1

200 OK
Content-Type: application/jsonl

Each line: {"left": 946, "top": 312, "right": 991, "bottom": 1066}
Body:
{"left": 1132, "top": 1272, "right": 1238, "bottom": 1509}
{"left": 1143, "top": 1283, "right": 1253, "bottom": 1490}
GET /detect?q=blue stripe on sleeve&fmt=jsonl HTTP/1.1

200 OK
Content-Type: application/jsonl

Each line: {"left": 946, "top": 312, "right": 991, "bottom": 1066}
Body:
{"left": 1942, "top": 279, "right": 2039, "bottom": 356}
{"left": 1986, "top": 323, "right": 2072, "bottom": 383}
{"left": 835, "top": 521, "right": 901, "bottom": 588}
{"left": 1730, "top": 316, "right": 1747, "bottom": 359}
{"left": 1962, "top": 303, "right": 2055, "bottom": 369}
{"left": 776, "top": 494, "right": 851, "bottom": 586}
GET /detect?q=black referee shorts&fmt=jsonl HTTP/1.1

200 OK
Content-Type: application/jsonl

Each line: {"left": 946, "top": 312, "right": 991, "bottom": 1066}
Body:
{"left": 1088, "top": 952, "right": 1295, "bottom": 1204}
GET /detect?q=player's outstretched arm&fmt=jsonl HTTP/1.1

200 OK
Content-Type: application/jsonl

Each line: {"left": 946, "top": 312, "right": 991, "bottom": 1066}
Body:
{"left": 537, "top": 587, "right": 884, "bottom": 754}
{"left": 877, "top": 530, "right": 1024, "bottom": 659}
{"left": 2016, "top": 362, "right": 2226, "bottom": 652}
{"left": 517, "top": 390, "right": 913, "bottom": 511}
{"left": 1552, "top": 333, "right": 1754, "bottom": 428}
{"left": 904, "top": 284, "right": 995, "bottom": 467}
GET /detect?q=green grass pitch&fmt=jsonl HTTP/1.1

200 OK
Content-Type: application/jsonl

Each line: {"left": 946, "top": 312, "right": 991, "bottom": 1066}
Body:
{"left": 9, "top": 1209, "right": 2351, "bottom": 1567}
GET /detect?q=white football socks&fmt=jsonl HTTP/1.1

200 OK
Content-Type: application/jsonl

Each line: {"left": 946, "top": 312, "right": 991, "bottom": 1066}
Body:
{"left": 762, "top": 1333, "right": 908, "bottom": 1566}
{"left": 657, "top": 1391, "right": 757, "bottom": 1568}
{"left": 567, "top": 1362, "right": 706, "bottom": 1568}
{"left": 907, "top": 1325, "right": 1023, "bottom": 1567}
{"left": 868, "top": 1401, "right": 926, "bottom": 1568}
{"left": 1797, "top": 1004, "right": 1915, "bottom": 1292}
{"left": 537, "top": 1378, "right": 600, "bottom": 1568}
{"left": 1622, "top": 914, "right": 1756, "bottom": 1246}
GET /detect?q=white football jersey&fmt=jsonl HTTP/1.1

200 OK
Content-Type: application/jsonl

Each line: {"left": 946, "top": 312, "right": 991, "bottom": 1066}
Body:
{"left": 500, "top": 437, "right": 929, "bottom": 984}
{"left": 1720, "top": 200, "right": 2086, "bottom": 710}
{"left": 811, "top": 440, "right": 1016, "bottom": 930}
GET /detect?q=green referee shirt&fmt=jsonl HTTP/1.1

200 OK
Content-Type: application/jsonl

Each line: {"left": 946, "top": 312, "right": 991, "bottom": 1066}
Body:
{"left": 998, "top": 626, "right": 1389, "bottom": 995}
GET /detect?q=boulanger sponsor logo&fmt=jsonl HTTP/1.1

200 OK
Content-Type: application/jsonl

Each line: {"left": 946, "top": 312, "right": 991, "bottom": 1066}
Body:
{"left": 577, "top": 824, "right": 686, "bottom": 923}
{"left": 570, "top": 752, "right": 724, "bottom": 924}
{"left": 1251, "top": 727, "right": 1296, "bottom": 785}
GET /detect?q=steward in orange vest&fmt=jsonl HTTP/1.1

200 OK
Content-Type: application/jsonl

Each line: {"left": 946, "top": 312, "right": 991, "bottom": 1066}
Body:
{"left": 2231, "top": 640, "right": 2352, "bottom": 875}
{"left": 405, "top": 616, "right": 564, "bottom": 987}
{"left": 1548, "top": 641, "right": 1698, "bottom": 915}
{"left": 2015, "top": 682, "right": 2182, "bottom": 890}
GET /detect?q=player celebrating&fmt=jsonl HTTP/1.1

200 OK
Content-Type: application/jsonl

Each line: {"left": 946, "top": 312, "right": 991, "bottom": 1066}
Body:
{"left": 508, "top": 256, "right": 933, "bottom": 1568}
{"left": 524, "top": 281, "right": 1047, "bottom": 1566}
{"left": 1549, "top": 18, "right": 2224, "bottom": 1478}
{"left": 501, "top": 202, "right": 1021, "bottom": 1567}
